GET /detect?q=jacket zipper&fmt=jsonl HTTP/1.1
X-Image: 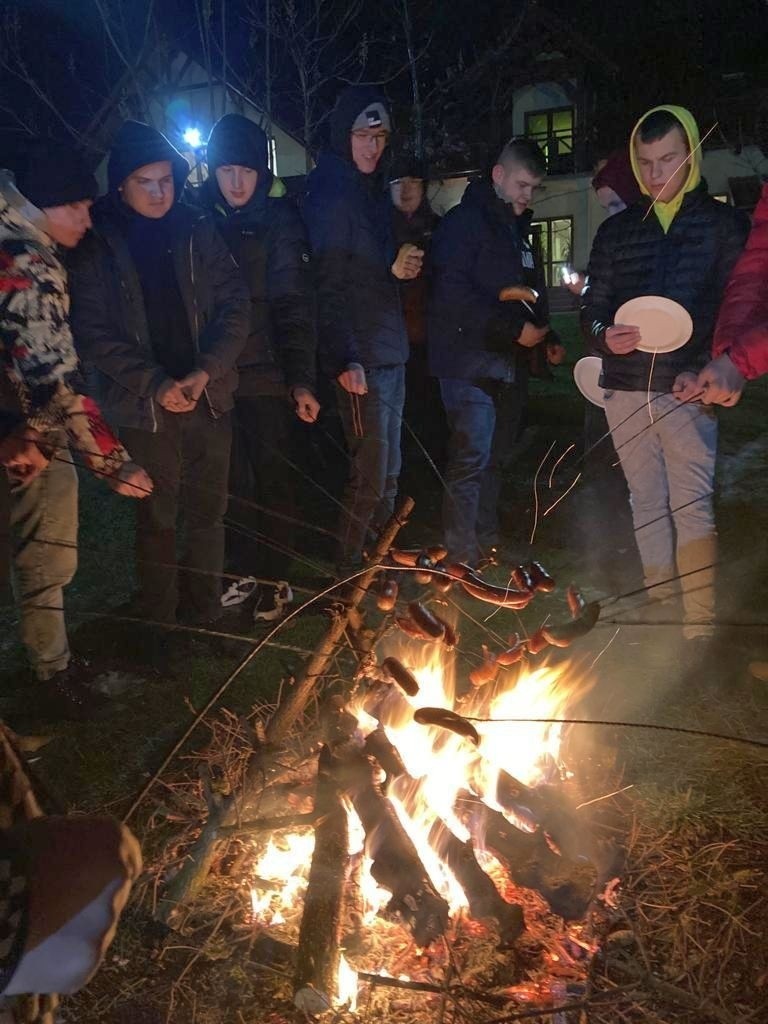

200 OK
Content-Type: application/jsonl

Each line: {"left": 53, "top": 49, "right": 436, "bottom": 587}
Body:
{"left": 120, "top": 272, "right": 159, "bottom": 433}
{"left": 189, "top": 233, "right": 218, "bottom": 420}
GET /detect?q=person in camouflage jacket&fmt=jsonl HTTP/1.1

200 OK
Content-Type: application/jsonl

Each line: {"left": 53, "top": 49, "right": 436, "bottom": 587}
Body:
{"left": 0, "top": 142, "right": 152, "bottom": 718}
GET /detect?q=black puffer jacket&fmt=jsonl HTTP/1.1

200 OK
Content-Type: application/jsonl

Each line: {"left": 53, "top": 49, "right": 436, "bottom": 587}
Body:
{"left": 197, "top": 177, "right": 316, "bottom": 398}
{"left": 582, "top": 184, "right": 749, "bottom": 391}
{"left": 304, "top": 87, "right": 407, "bottom": 378}
{"left": 428, "top": 179, "right": 548, "bottom": 382}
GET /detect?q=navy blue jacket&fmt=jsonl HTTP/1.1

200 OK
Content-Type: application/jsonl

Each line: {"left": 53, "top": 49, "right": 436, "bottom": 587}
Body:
{"left": 428, "top": 179, "right": 547, "bottom": 382}
{"left": 304, "top": 151, "right": 408, "bottom": 377}
{"left": 582, "top": 183, "right": 749, "bottom": 391}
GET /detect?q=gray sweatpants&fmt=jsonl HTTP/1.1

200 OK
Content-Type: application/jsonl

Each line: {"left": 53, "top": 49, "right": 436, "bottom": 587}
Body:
{"left": 9, "top": 436, "right": 78, "bottom": 680}
{"left": 604, "top": 390, "right": 717, "bottom": 638}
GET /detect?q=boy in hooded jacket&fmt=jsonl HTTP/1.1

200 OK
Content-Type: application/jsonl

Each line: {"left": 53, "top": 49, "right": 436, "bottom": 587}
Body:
{"left": 70, "top": 121, "right": 249, "bottom": 629}
{"left": 197, "top": 114, "right": 318, "bottom": 621}
{"left": 303, "top": 86, "right": 423, "bottom": 576}
{"left": 582, "top": 106, "right": 749, "bottom": 643}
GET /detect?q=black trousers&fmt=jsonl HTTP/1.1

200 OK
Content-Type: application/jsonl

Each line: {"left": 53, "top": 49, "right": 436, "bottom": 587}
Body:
{"left": 225, "top": 396, "right": 298, "bottom": 580}
{"left": 121, "top": 406, "right": 231, "bottom": 623}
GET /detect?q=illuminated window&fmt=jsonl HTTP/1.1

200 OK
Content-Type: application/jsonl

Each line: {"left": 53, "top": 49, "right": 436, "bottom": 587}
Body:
{"left": 531, "top": 217, "right": 573, "bottom": 287}
{"left": 525, "top": 107, "right": 574, "bottom": 173}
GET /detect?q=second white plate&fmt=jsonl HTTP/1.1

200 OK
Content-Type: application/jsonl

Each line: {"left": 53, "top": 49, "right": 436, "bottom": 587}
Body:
{"left": 573, "top": 356, "right": 606, "bottom": 407}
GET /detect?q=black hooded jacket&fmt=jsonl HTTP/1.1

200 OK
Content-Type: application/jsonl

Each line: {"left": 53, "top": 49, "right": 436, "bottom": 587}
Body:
{"left": 303, "top": 86, "right": 407, "bottom": 377}
{"left": 69, "top": 121, "right": 249, "bottom": 431}
{"left": 197, "top": 114, "right": 316, "bottom": 398}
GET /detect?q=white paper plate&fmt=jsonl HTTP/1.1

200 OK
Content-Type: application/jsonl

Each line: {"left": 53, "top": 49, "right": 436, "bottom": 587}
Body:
{"left": 615, "top": 295, "right": 693, "bottom": 354}
{"left": 573, "top": 356, "right": 606, "bottom": 407}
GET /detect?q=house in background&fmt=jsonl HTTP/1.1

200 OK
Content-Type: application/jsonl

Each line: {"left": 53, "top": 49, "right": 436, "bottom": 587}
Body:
{"left": 429, "top": 75, "right": 768, "bottom": 311}
{"left": 88, "top": 51, "right": 309, "bottom": 189}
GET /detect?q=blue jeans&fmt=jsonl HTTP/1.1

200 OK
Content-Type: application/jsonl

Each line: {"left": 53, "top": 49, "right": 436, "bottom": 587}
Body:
{"left": 604, "top": 390, "right": 717, "bottom": 637}
{"left": 440, "top": 378, "right": 526, "bottom": 565}
{"left": 335, "top": 365, "right": 405, "bottom": 569}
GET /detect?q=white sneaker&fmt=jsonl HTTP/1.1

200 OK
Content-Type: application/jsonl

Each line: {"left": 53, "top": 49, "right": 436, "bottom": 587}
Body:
{"left": 221, "top": 576, "right": 259, "bottom": 608}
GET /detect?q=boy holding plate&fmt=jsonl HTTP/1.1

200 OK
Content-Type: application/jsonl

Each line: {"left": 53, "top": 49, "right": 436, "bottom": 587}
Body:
{"left": 582, "top": 106, "right": 749, "bottom": 644}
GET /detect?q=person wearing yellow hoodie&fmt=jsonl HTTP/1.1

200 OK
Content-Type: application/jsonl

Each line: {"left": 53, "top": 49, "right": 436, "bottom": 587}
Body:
{"left": 581, "top": 106, "right": 749, "bottom": 646}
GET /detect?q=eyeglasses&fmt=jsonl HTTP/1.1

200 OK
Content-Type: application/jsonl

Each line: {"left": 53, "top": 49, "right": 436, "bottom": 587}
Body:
{"left": 351, "top": 131, "right": 390, "bottom": 144}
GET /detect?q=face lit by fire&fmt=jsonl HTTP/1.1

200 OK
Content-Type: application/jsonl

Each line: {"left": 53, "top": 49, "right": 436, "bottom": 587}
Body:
{"left": 633, "top": 125, "right": 691, "bottom": 202}
{"left": 491, "top": 159, "right": 543, "bottom": 215}
{"left": 215, "top": 164, "right": 258, "bottom": 208}
{"left": 120, "top": 160, "right": 175, "bottom": 218}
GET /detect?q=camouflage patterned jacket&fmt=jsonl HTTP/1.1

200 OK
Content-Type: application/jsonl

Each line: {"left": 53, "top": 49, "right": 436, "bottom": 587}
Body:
{"left": 0, "top": 172, "right": 131, "bottom": 478}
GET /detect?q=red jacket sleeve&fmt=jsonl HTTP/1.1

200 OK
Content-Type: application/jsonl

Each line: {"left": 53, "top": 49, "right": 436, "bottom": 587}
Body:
{"left": 712, "top": 186, "right": 768, "bottom": 380}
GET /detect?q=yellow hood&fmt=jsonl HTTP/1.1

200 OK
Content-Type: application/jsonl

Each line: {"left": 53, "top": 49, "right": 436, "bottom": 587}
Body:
{"left": 629, "top": 104, "right": 701, "bottom": 233}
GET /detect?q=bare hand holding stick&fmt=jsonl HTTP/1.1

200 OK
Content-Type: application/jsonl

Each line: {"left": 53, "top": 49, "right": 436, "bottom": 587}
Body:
{"left": 605, "top": 324, "right": 641, "bottom": 355}
{"left": 337, "top": 363, "right": 367, "bottom": 395}
{"left": 392, "top": 243, "right": 424, "bottom": 280}
{"left": 157, "top": 378, "right": 196, "bottom": 413}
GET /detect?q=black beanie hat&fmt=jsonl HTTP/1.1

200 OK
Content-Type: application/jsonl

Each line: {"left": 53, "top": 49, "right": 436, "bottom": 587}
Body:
{"left": 329, "top": 85, "right": 392, "bottom": 160}
{"left": 206, "top": 114, "right": 270, "bottom": 175}
{"left": 388, "top": 154, "right": 427, "bottom": 184}
{"left": 107, "top": 120, "right": 190, "bottom": 195}
{"left": 13, "top": 139, "right": 98, "bottom": 210}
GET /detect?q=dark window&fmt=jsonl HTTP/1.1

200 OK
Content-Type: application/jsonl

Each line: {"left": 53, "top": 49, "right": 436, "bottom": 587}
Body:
{"left": 525, "top": 107, "right": 575, "bottom": 174}
{"left": 531, "top": 216, "right": 574, "bottom": 287}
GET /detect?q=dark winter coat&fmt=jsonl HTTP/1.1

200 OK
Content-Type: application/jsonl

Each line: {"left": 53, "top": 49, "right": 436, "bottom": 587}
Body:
{"left": 304, "top": 151, "right": 408, "bottom": 377}
{"left": 197, "top": 176, "right": 316, "bottom": 398}
{"left": 427, "top": 179, "right": 548, "bottom": 382}
{"left": 582, "top": 183, "right": 750, "bottom": 391}
{"left": 391, "top": 198, "right": 440, "bottom": 347}
{"left": 70, "top": 198, "right": 249, "bottom": 431}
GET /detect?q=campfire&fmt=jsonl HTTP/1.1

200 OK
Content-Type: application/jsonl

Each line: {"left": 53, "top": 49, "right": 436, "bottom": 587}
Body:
{"left": 142, "top": 506, "right": 621, "bottom": 1022}
{"left": 243, "top": 605, "right": 614, "bottom": 1019}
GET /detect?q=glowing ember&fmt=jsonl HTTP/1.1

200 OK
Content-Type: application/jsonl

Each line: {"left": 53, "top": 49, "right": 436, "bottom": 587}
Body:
{"left": 249, "top": 831, "right": 315, "bottom": 926}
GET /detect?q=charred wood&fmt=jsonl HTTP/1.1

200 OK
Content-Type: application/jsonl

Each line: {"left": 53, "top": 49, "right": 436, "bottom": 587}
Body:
{"left": 428, "top": 819, "right": 525, "bottom": 945}
{"left": 457, "top": 794, "right": 597, "bottom": 920}
{"left": 295, "top": 745, "right": 350, "bottom": 1002}
{"left": 339, "top": 749, "right": 450, "bottom": 947}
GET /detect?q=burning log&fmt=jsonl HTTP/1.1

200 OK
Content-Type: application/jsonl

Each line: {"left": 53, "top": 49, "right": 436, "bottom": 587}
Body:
{"left": 362, "top": 726, "right": 407, "bottom": 783}
{"left": 295, "top": 745, "right": 350, "bottom": 1006}
{"left": 458, "top": 795, "right": 597, "bottom": 921}
{"left": 158, "top": 498, "right": 415, "bottom": 921}
{"left": 427, "top": 819, "right": 525, "bottom": 945}
{"left": 339, "top": 749, "right": 450, "bottom": 947}
{"left": 495, "top": 774, "right": 599, "bottom": 867}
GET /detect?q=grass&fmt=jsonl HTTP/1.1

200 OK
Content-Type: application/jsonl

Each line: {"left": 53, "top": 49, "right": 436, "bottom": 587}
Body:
{"left": 3, "top": 312, "right": 768, "bottom": 1022}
